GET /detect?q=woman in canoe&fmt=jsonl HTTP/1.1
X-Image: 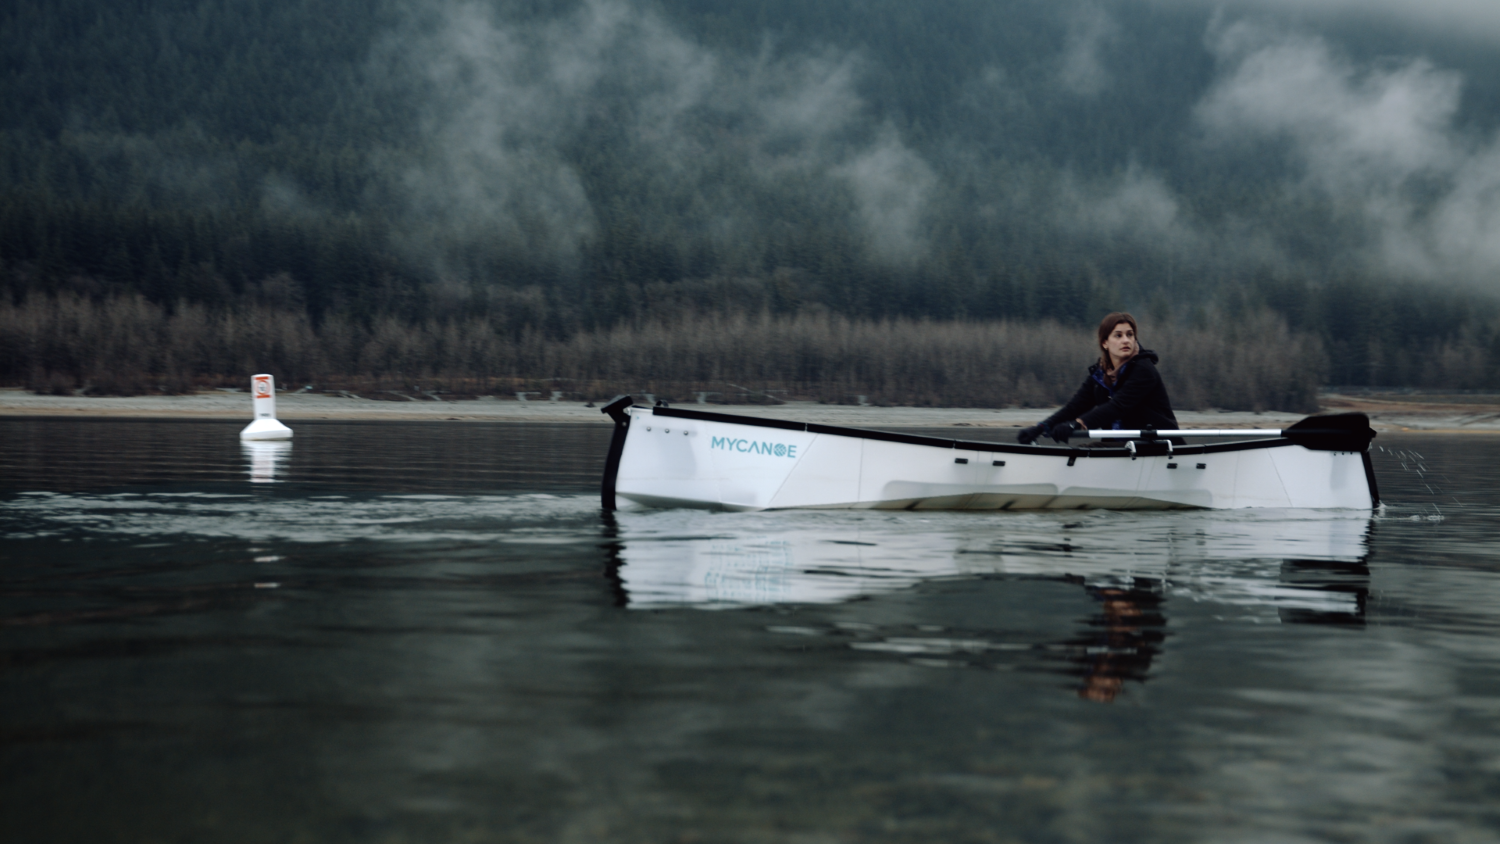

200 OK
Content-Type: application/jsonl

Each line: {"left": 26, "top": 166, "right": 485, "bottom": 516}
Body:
{"left": 1017, "top": 312, "right": 1178, "bottom": 445}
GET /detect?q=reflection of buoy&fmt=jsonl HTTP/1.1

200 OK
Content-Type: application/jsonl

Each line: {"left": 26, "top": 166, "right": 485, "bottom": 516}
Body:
{"left": 243, "top": 440, "right": 292, "bottom": 483}
{"left": 240, "top": 373, "right": 293, "bottom": 441}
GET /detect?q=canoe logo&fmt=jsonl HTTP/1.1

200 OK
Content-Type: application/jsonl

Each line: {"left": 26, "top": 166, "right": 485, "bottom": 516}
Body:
{"left": 710, "top": 436, "right": 798, "bottom": 459}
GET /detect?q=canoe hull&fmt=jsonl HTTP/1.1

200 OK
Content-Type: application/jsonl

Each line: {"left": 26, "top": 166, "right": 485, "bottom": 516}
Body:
{"left": 604, "top": 403, "right": 1378, "bottom": 512}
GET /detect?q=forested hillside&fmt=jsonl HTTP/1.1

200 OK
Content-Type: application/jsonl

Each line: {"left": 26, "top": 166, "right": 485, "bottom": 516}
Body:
{"left": 4, "top": 0, "right": 1500, "bottom": 401}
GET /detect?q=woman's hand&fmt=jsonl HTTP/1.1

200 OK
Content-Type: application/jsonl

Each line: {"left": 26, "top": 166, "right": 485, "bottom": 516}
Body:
{"left": 1016, "top": 424, "right": 1047, "bottom": 445}
{"left": 1048, "top": 421, "right": 1080, "bottom": 444}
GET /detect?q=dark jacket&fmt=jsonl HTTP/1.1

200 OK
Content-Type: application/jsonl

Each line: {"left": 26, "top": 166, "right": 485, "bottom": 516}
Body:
{"left": 1043, "top": 349, "right": 1179, "bottom": 433}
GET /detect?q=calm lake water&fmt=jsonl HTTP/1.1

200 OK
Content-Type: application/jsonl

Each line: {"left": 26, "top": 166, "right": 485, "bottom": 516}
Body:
{"left": 3, "top": 418, "right": 1499, "bottom": 843}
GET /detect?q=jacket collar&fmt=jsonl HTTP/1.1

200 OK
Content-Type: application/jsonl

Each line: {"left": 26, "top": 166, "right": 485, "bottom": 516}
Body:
{"left": 1089, "top": 348, "right": 1159, "bottom": 375}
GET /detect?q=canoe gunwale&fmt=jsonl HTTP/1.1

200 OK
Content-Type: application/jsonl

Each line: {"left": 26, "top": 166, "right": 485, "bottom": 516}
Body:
{"left": 649, "top": 404, "right": 1342, "bottom": 458}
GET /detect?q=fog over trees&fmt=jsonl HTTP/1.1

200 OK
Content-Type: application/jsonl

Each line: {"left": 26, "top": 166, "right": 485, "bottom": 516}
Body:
{"left": 4, "top": 0, "right": 1500, "bottom": 402}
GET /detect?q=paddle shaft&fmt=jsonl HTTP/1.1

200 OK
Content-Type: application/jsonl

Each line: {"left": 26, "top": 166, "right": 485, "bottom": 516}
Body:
{"left": 1086, "top": 429, "right": 1284, "bottom": 439}
{"left": 1079, "top": 414, "right": 1375, "bottom": 452}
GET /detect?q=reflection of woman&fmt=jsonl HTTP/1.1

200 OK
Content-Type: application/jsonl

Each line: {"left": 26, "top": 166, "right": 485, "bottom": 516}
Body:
{"left": 1018, "top": 312, "right": 1179, "bottom": 445}
{"left": 1071, "top": 581, "right": 1167, "bottom": 703}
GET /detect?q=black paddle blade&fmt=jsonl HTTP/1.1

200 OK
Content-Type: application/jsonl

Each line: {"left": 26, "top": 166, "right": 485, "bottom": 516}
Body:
{"left": 1284, "top": 413, "right": 1377, "bottom": 452}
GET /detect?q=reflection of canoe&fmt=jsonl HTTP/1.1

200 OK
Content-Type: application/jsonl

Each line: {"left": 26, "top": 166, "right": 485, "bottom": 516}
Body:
{"left": 600, "top": 398, "right": 1379, "bottom": 512}
{"left": 610, "top": 510, "right": 1374, "bottom": 704}
{"left": 611, "top": 509, "right": 1372, "bottom": 621}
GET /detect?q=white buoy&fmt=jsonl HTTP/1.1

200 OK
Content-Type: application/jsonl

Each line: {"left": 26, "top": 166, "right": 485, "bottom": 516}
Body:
{"left": 240, "top": 373, "right": 293, "bottom": 441}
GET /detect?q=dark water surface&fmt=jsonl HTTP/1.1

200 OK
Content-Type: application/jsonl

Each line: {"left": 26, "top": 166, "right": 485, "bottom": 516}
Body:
{"left": 3, "top": 418, "right": 1499, "bottom": 843}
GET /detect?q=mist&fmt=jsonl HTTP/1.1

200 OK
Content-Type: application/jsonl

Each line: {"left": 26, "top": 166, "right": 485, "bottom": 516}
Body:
{"left": 1196, "top": 20, "right": 1500, "bottom": 284}
{"left": 374, "top": 0, "right": 938, "bottom": 276}
{"left": 1163, "top": 0, "right": 1500, "bottom": 45}
{"left": 354, "top": 0, "right": 1500, "bottom": 296}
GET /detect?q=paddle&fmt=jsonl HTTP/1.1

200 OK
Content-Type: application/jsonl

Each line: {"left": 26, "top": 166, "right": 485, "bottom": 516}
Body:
{"left": 1085, "top": 412, "right": 1376, "bottom": 452}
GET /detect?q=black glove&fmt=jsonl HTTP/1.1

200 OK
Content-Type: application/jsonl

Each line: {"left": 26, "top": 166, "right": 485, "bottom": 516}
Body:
{"left": 1049, "top": 421, "right": 1079, "bottom": 444}
{"left": 1016, "top": 424, "right": 1047, "bottom": 445}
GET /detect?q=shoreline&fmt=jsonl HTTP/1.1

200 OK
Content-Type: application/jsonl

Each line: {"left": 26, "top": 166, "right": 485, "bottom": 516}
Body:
{"left": 3, "top": 388, "right": 1498, "bottom": 432}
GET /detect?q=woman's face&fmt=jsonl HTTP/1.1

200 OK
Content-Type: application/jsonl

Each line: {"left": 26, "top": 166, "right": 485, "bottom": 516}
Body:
{"left": 1103, "top": 322, "right": 1136, "bottom": 366}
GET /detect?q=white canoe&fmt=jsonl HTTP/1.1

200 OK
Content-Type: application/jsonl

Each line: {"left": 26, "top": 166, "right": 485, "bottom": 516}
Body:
{"left": 600, "top": 397, "right": 1379, "bottom": 511}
